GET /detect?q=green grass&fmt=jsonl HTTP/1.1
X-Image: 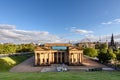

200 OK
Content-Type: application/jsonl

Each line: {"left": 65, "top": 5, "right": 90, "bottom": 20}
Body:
{"left": 0, "top": 53, "right": 33, "bottom": 72}
{"left": 0, "top": 71, "right": 120, "bottom": 80}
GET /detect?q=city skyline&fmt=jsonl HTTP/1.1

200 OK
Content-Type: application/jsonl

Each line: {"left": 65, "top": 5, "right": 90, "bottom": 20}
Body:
{"left": 0, "top": 0, "right": 120, "bottom": 43}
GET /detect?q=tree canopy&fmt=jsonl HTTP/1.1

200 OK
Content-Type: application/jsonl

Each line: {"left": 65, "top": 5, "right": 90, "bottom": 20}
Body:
{"left": 97, "top": 48, "right": 116, "bottom": 63}
{"left": 83, "top": 48, "right": 97, "bottom": 57}
{"left": 0, "top": 43, "right": 35, "bottom": 54}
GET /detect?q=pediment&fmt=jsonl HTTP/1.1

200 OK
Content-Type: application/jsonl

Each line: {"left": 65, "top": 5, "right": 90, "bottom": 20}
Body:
{"left": 69, "top": 47, "right": 80, "bottom": 51}
{"left": 35, "top": 47, "right": 50, "bottom": 51}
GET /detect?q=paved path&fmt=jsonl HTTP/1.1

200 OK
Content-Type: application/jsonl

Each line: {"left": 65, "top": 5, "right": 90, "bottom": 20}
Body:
{"left": 83, "top": 57, "right": 107, "bottom": 67}
{"left": 10, "top": 56, "right": 43, "bottom": 72}
{"left": 10, "top": 56, "right": 114, "bottom": 72}
{"left": 67, "top": 57, "right": 114, "bottom": 71}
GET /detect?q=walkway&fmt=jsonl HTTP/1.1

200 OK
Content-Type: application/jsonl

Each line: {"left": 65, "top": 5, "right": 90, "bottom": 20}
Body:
{"left": 68, "top": 57, "right": 114, "bottom": 71}
{"left": 10, "top": 56, "right": 43, "bottom": 72}
{"left": 10, "top": 56, "right": 114, "bottom": 72}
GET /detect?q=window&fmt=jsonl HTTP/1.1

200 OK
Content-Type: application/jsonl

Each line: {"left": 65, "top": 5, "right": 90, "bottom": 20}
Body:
{"left": 43, "top": 59, "right": 45, "bottom": 63}
{"left": 71, "top": 53, "right": 73, "bottom": 55}
{"left": 37, "top": 53, "right": 39, "bottom": 56}
{"left": 47, "top": 59, "right": 49, "bottom": 63}
{"left": 52, "top": 46, "right": 67, "bottom": 50}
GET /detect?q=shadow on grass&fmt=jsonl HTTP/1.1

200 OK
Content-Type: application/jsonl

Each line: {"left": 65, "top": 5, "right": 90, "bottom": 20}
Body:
{"left": 0, "top": 53, "right": 33, "bottom": 72}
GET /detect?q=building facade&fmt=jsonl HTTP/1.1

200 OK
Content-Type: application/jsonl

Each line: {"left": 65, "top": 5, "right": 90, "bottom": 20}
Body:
{"left": 34, "top": 43, "right": 83, "bottom": 66}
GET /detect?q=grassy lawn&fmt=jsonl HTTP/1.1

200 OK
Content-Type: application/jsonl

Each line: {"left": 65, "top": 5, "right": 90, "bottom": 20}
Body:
{"left": 0, "top": 53, "right": 33, "bottom": 72}
{"left": 0, "top": 71, "right": 120, "bottom": 80}
{"left": 0, "top": 53, "right": 120, "bottom": 80}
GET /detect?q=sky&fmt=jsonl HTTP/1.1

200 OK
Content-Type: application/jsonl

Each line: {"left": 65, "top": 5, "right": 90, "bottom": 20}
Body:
{"left": 0, "top": 0, "right": 120, "bottom": 44}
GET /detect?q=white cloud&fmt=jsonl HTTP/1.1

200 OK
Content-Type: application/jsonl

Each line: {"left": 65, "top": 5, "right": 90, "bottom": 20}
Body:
{"left": 0, "top": 24, "right": 68, "bottom": 44}
{"left": 71, "top": 27, "right": 77, "bottom": 29}
{"left": 83, "top": 33, "right": 120, "bottom": 42}
{"left": 0, "top": 24, "right": 16, "bottom": 29}
{"left": 114, "top": 19, "right": 120, "bottom": 23}
{"left": 71, "top": 28, "right": 93, "bottom": 34}
{"left": 83, "top": 34, "right": 99, "bottom": 42}
{"left": 101, "top": 21, "right": 112, "bottom": 25}
{"left": 101, "top": 18, "right": 120, "bottom": 25}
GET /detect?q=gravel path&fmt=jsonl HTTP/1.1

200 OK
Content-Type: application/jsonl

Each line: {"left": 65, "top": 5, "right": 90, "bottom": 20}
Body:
{"left": 10, "top": 56, "right": 43, "bottom": 72}
{"left": 10, "top": 56, "right": 113, "bottom": 72}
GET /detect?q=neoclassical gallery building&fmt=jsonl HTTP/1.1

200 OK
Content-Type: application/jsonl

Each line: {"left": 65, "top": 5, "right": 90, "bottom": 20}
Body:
{"left": 34, "top": 43, "right": 83, "bottom": 66}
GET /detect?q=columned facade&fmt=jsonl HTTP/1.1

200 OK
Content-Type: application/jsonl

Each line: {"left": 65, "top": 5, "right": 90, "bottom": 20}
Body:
{"left": 34, "top": 43, "right": 83, "bottom": 66}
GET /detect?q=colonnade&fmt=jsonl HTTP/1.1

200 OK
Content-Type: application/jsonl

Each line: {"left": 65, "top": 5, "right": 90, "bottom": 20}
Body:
{"left": 35, "top": 51, "right": 83, "bottom": 66}
{"left": 35, "top": 53, "right": 50, "bottom": 65}
{"left": 69, "top": 52, "right": 83, "bottom": 64}
{"left": 54, "top": 52, "right": 66, "bottom": 63}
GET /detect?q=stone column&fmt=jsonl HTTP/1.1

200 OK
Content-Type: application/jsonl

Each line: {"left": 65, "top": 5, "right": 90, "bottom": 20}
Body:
{"left": 77, "top": 53, "right": 79, "bottom": 64}
{"left": 56, "top": 52, "right": 58, "bottom": 63}
{"left": 69, "top": 53, "right": 71, "bottom": 64}
{"left": 35, "top": 53, "right": 37, "bottom": 65}
{"left": 73, "top": 53, "right": 74, "bottom": 64}
{"left": 64, "top": 52, "right": 66, "bottom": 63}
{"left": 71, "top": 54, "right": 72, "bottom": 64}
{"left": 53, "top": 52, "right": 54, "bottom": 63}
{"left": 50, "top": 52, "right": 52, "bottom": 63}
{"left": 48, "top": 53, "right": 50, "bottom": 64}
{"left": 60, "top": 52, "right": 62, "bottom": 63}
{"left": 44, "top": 53, "right": 45, "bottom": 64}
{"left": 71, "top": 53, "right": 72, "bottom": 64}
{"left": 39, "top": 53, "right": 41, "bottom": 65}
{"left": 80, "top": 53, "right": 81, "bottom": 63}
{"left": 81, "top": 53, "right": 83, "bottom": 63}
{"left": 78, "top": 53, "right": 80, "bottom": 64}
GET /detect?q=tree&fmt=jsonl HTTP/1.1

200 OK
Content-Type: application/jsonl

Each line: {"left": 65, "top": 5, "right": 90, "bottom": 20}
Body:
{"left": 0, "top": 44, "right": 3, "bottom": 54}
{"left": 100, "top": 43, "right": 108, "bottom": 49}
{"left": 83, "top": 48, "right": 97, "bottom": 57}
{"left": 95, "top": 43, "right": 100, "bottom": 49}
{"left": 97, "top": 49, "right": 108, "bottom": 63}
{"left": 116, "top": 53, "right": 120, "bottom": 61}
{"left": 97, "top": 48, "right": 116, "bottom": 63}
{"left": 0, "top": 43, "right": 35, "bottom": 54}
{"left": 2, "top": 44, "right": 16, "bottom": 54}
{"left": 107, "top": 48, "right": 116, "bottom": 60}
{"left": 16, "top": 44, "right": 35, "bottom": 52}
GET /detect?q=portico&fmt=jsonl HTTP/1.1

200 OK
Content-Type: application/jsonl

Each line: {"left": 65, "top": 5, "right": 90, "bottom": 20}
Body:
{"left": 34, "top": 43, "right": 83, "bottom": 66}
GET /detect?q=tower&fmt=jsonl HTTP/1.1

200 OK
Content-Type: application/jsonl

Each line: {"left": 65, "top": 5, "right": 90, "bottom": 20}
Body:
{"left": 110, "top": 33, "right": 115, "bottom": 46}
{"left": 110, "top": 33, "right": 116, "bottom": 49}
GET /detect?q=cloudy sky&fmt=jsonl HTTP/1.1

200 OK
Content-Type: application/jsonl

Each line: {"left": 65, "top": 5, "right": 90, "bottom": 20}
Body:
{"left": 0, "top": 0, "right": 120, "bottom": 44}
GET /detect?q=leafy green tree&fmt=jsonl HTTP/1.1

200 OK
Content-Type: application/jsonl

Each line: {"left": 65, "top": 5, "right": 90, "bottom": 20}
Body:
{"left": 107, "top": 48, "right": 116, "bottom": 60}
{"left": 0, "top": 44, "right": 3, "bottom": 54}
{"left": 100, "top": 43, "right": 108, "bottom": 49}
{"left": 16, "top": 44, "right": 35, "bottom": 52}
{"left": 95, "top": 43, "right": 100, "bottom": 49}
{"left": 83, "top": 48, "right": 97, "bottom": 57}
{"left": 97, "top": 49, "right": 107, "bottom": 63}
{"left": 97, "top": 48, "right": 116, "bottom": 63}
{"left": 1, "top": 44, "right": 16, "bottom": 54}
{"left": 0, "top": 43, "right": 35, "bottom": 54}
{"left": 9, "top": 44, "right": 16, "bottom": 53}
{"left": 116, "top": 53, "right": 120, "bottom": 61}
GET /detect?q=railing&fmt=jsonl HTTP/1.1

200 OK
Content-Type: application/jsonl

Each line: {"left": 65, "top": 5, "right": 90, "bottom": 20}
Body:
{"left": 0, "top": 52, "right": 33, "bottom": 58}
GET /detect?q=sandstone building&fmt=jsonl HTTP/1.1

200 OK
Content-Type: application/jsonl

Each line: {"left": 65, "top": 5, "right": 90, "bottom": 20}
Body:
{"left": 34, "top": 43, "right": 83, "bottom": 66}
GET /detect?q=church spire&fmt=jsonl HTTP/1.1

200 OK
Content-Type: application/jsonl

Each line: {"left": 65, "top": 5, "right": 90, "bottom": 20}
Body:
{"left": 110, "top": 33, "right": 116, "bottom": 49}
{"left": 110, "top": 33, "right": 114, "bottom": 46}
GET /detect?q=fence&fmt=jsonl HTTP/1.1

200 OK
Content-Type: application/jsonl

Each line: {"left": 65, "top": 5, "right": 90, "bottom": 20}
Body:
{"left": 0, "top": 52, "right": 33, "bottom": 58}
